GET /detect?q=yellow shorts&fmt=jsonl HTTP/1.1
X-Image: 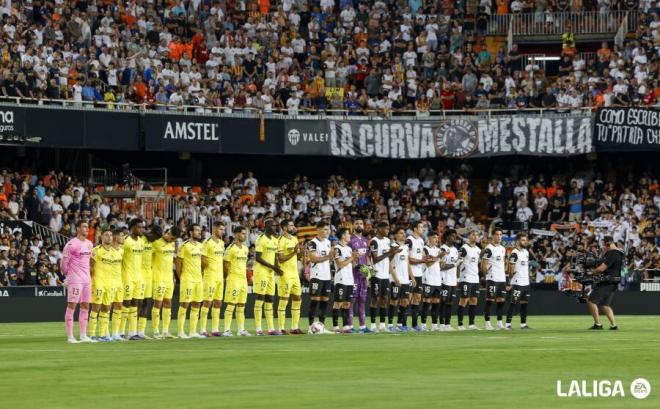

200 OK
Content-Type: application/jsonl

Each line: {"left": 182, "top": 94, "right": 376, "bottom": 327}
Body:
{"left": 202, "top": 276, "right": 224, "bottom": 301}
{"left": 142, "top": 273, "right": 153, "bottom": 299}
{"left": 91, "top": 282, "right": 110, "bottom": 305}
{"left": 180, "top": 280, "right": 203, "bottom": 303}
{"left": 252, "top": 271, "right": 275, "bottom": 296}
{"left": 224, "top": 276, "right": 247, "bottom": 304}
{"left": 109, "top": 282, "right": 124, "bottom": 304}
{"left": 277, "top": 275, "right": 302, "bottom": 298}
{"left": 153, "top": 281, "right": 174, "bottom": 301}
{"left": 123, "top": 278, "right": 142, "bottom": 301}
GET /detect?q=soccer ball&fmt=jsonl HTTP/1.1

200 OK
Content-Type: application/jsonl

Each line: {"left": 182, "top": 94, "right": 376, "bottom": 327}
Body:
{"left": 310, "top": 322, "right": 325, "bottom": 334}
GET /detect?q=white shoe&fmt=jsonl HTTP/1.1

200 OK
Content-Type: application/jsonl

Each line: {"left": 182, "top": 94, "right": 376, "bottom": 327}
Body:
{"left": 162, "top": 332, "right": 176, "bottom": 339}
{"left": 113, "top": 335, "right": 127, "bottom": 342}
{"left": 379, "top": 323, "right": 387, "bottom": 332}
{"left": 458, "top": 325, "right": 466, "bottom": 331}
{"left": 222, "top": 330, "right": 233, "bottom": 337}
{"left": 468, "top": 325, "right": 480, "bottom": 331}
{"left": 238, "top": 330, "right": 252, "bottom": 337}
{"left": 141, "top": 333, "right": 153, "bottom": 340}
{"left": 307, "top": 325, "right": 315, "bottom": 335}
{"left": 485, "top": 321, "right": 495, "bottom": 331}
{"left": 421, "top": 323, "right": 428, "bottom": 332}
{"left": 497, "top": 321, "right": 504, "bottom": 330}
{"left": 370, "top": 323, "right": 378, "bottom": 332}
{"left": 505, "top": 324, "right": 512, "bottom": 330}
{"left": 178, "top": 333, "right": 191, "bottom": 339}
{"left": 67, "top": 337, "right": 79, "bottom": 344}
{"left": 79, "top": 336, "right": 97, "bottom": 343}
{"left": 153, "top": 332, "right": 162, "bottom": 339}
{"left": 191, "top": 332, "right": 206, "bottom": 339}
{"left": 445, "top": 326, "right": 456, "bottom": 331}
{"left": 431, "top": 324, "right": 439, "bottom": 331}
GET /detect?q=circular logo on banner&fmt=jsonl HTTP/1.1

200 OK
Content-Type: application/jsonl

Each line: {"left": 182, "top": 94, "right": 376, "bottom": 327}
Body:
{"left": 630, "top": 378, "right": 651, "bottom": 399}
{"left": 287, "top": 129, "right": 300, "bottom": 146}
{"left": 434, "top": 119, "right": 478, "bottom": 158}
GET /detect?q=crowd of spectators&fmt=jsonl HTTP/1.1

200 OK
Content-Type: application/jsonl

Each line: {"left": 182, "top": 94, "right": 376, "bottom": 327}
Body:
{"left": 0, "top": 0, "right": 656, "bottom": 115}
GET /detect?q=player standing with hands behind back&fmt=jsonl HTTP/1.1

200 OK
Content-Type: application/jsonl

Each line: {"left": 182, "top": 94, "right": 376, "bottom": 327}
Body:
{"left": 506, "top": 233, "right": 532, "bottom": 330}
{"left": 482, "top": 229, "right": 507, "bottom": 330}
{"left": 332, "top": 228, "right": 359, "bottom": 333}
{"left": 61, "top": 220, "right": 95, "bottom": 343}
{"left": 307, "top": 221, "right": 333, "bottom": 333}
{"left": 276, "top": 220, "right": 304, "bottom": 334}
{"left": 223, "top": 226, "right": 251, "bottom": 336}
{"left": 175, "top": 224, "right": 204, "bottom": 339}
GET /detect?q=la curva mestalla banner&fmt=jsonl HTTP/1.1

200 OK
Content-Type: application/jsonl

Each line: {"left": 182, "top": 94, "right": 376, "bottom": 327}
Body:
{"left": 285, "top": 115, "right": 593, "bottom": 158}
{"left": 593, "top": 107, "right": 660, "bottom": 151}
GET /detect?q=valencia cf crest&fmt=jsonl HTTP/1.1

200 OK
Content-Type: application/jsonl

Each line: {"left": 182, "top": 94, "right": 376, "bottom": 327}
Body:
{"left": 434, "top": 119, "right": 478, "bottom": 158}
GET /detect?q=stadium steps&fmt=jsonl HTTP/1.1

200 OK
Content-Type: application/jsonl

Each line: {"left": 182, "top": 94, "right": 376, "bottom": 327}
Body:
{"left": 469, "top": 178, "right": 490, "bottom": 222}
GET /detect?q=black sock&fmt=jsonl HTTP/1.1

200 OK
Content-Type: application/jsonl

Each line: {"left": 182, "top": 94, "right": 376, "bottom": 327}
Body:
{"left": 520, "top": 303, "right": 528, "bottom": 324}
{"left": 370, "top": 306, "right": 377, "bottom": 324}
{"left": 342, "top": 308, "right": 350, "bottom": 327}
{"left": 332, "top": 308, "right": 339, "bottom": 327}
{"left": 379, "top": 307, "right": 387, "bottom": 323}
{"left": 308, "top": 300, "right": 318, "bottom": 326}
{"left": 457, "top": 305, "right": 465, "bottom": 326}
{"left": 421, "top": 302, "right": 430, "bottom": 326}
{"left": 432, "top": 303, "right": 440, "bottom": 324}
{"left": 444, "top": 303, "right": 452, "bottom": 326}
{"left": 484, "top": 300, "right": 493, "bottom": 321}
{"left": 468, "top": 304, "right": 476, "bottom": 325}
{"left": 318, "top": 301, "right": 328, "bottom": 324}
{"left": 398, "top": 305, "right": 407, "bottom": 326}
{"left": 411, "top": 304, "right": 419, "bottom": 327}
{"left": 506, "top": 303, "right": 517, "bottom": 324}
{"left": 387, "top": 305, "right": 395, "bottom": 324}
{"left": 496, "top": 302, "right": 504, "bottom": 321}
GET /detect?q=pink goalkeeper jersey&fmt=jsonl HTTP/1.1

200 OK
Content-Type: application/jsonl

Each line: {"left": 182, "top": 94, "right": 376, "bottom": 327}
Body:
{"left": 61, "top": 237, "right": 93, "bottom": 285}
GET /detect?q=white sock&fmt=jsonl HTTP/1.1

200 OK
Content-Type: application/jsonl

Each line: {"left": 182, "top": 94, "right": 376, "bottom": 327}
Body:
{"left": 497, "top": 320, "right": 503, "bottom": 326}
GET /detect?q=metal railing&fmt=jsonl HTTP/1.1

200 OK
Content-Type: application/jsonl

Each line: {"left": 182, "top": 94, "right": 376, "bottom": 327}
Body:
{"left": 489, "top": 11, "right": 631, "bottom": 35}
{"left": 27, "top": 221, "right": 69, "bottom": 247}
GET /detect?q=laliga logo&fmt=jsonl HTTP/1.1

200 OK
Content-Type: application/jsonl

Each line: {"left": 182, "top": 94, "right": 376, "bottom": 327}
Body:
{"left": 556, "top": 378, "right": 651, "bottom": 399}
{"left": 288, "top": 129, "right": 300, "bottom": 146}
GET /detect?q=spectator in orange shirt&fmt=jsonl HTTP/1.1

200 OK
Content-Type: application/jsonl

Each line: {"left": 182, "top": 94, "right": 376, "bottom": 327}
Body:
{"left": 133, "top": 77, "right": 147, "bottom": 103}
{"left": 258, "top": 0, "right": 270, "bottom": 14}
{"left": 497, "top": 0, "right": 508, "bottom": 15}
{"left": 597, "top": 42, "right": 611, "bottom": 61}
{"left": 240, "top": 187, "right": 255, "bottom": 205}
{"left": 443, "top": 189, "right": 457, "bottom": 204}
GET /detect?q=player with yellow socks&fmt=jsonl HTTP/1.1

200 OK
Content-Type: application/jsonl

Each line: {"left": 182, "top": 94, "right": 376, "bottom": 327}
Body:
{"left": 175, "top": 224, "right": 204, "bottom": 339}
{"left": 222, "top": 226, "right": 250, "bottom": 337}
{"left": 200, "top": 221, "right": 226, "bottom": 337}
{"left": 88, "top": 227, "right": 120, "bottom": 342}
{"left": 110, "top": 229, "right": 126, "bottom": 341}
{"left": 137, "top": 226, "right": 158, "bottom": 338}
{"left": 253, "top": 219, "right": 282, "bottom": 336}
{"left": 151, "top": 226, "right": 178, "bottom": 339}
{"left": 276, "top": 220, "right": 304, "bottom": 335}
{"left": 121, "top": 219, "right": 145, "bottom": 340}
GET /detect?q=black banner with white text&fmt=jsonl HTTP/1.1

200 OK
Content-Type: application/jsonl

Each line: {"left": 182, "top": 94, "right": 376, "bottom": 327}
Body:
{"left": 593, "top": 107, "right": 660, "bottom": 151}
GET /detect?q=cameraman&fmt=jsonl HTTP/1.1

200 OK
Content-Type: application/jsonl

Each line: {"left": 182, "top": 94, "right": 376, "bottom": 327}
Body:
{"left": 586, "top": 236, "right": 623, "bottom": 330}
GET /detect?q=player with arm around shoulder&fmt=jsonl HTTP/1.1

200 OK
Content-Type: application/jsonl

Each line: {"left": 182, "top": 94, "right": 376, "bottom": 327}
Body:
{"left": 332, "top": 228, "right": 359, "bottom": 333}
{"left": 481, "top": 229, "right": 507, "bottom": 330}
{"left": 505, "top": 233, "right": 532, "bottom": 330}
{"left": 456, "top": 230, "right": 482, "bottom": 330}
{"left": 389, "top": 227, "right": 415, "bottom": 332}
{"left": 368, "top": 221, "right": 400, "bottom": 332}
{"left": 151, "top": 226, "right": 178, "bottom": 339}
{"left": 175, "top": 224, "right": 205, "bottom": 339}
{"left": 276, "top": 220, "right": 304, "bottom": 335}
{"left": 222, "top": 226, "right": 251, "bottom": 336}
{"left": 420, "top": 231, "right": 444, "bottom": 331}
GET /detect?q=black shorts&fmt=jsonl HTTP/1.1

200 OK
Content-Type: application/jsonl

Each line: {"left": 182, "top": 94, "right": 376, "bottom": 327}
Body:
{"left": 486, "top": 280, "right": 507, "bottom": 300}
{"left": 441, "top": 285, "right": 456, "bottom": 302}
{"left": 412, "top": 277, "right": 424, "bottom": 294}
{"left": 510, "top": 285, "right": 531, "bottom": 303}
{"left": 423, "top": 284, "right": 442, "bottom": 299}
{"left": 588, "top": 282, "right": 617, "bottom": 307}
{"left": 390, "top": 283, "right": 412, "bottom": 301}
{"left": 333, "top": 284, "right": 354, "bottom": 302}
{"left": 310, "top": 278, "right": 332, "bottom": 298}
{"left": 459, "top": 282, "right": 480, "bottom": 299}
{"left": 370, "top": 277, "right": 390, "bottom": 299}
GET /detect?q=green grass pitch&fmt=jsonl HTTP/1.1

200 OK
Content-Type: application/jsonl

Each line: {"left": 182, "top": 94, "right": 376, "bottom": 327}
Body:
{"left": 1, "top": 316, "right": 658, "bottom": 409}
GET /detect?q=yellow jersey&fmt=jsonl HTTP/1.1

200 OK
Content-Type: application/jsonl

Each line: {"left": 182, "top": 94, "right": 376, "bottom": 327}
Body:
{"left": 122, "top": 235, "right": 144, "bottom": 281}
{"left": 177, "top": 240, "right": 203, "bottom": 282}
{"left": 202, "top": 237, "right": 225, "bottom": 281}
{"left": 254, "top": 234, "right": 278, "bottom": 275}
{"left": 141, "top": 236, "right": 153, "bottom": 277}
{"left": 223, "top": 242, "right": 249, "bottom": 279}
{"left": 92, "top": 245, "right": 122, "bottom": 285}
{"left": 277, "top": 234, "right": 299, "bottom": 277}
{"left": 152, "top": 238, "right": 176, "bottom": 283}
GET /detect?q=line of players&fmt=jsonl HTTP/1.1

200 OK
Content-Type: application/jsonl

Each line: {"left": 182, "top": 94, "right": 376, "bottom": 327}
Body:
{"left": 62, "top": 217, "right": 532, "bottom": 342}
{"left": 308, "top": 220, "right": 533, "bottom": 334}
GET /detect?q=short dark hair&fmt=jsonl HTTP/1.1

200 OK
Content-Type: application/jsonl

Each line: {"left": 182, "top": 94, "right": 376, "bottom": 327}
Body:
{"left": 493, "top": 228, "right": 503, "bottom": 235}
{"left": 234, "top": 226, "right": 247, "bottom": 234}
{"left": 100, "top": 225, "right": 113, "bottom": 234}
{"left": 411, "top": 220, "right": 424, "bottom": 231}
{"left": 316, "top": 221, "right": 328, "bottom": 229}
{"left": 168, "top": 226, "right": 180, "bottom": 238}
{"left": 280, "top": 219, "right": 292, "bottom": 229}
{"left": 376, "top": 221, "right": 389, "bottom": 229}
{"left": 337, "top": 228, "right": 350, "bottom": 240}
{"left": 129, "top": 218, "right": 143, "bottom": 229}
{"left": 213, "top": 221, "right": 226, "bottom": 228}
{"left": 75, "top": 220, "right": 88, "bottom": 228}
{"left": 187, "top": 223, "right": 200, "bottom": 234}
{"left": 603, "top": 236, "right": 614, "bottom": 245}
{"left": 517, "top": 232, "right": 528, "bottom": 240}
{"left": 427, "top": 231, "right": 438, "bottom": 238}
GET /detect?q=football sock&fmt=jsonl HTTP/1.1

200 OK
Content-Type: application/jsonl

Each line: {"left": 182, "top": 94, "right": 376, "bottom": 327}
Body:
{"left": 236, "top": 306, "right": 246, "bottom": 331}
{"left": 342, "top": 308, "right": 350, "bottom": 327}
{"left": 520, "top": 303, "right": 528, "bottom": 324}
{"left": 151, "top": 307, "right": 161, "bottom": 334}
{"left": 190, "top": 306, "right": 200, "bottom": 334}
{"left": 224, "top": 304, "right": 235, "bottom": 332}
{"left": 348, "top": 297, "right": 355, "bottom": 327}
{"left": 138, "top": 317, "right": 147, "bottom": 334}
{"left": 277, "top": 300, "right": 287, "bottom": 330}
{"left": 432, "top": 303, "right": 441, "bottom": 324}
{"left": 129, "top": 306, "right": 138, "bottom": 335}
{"left": 120, "top": 308, "right": 129, "bottom": 334}
{"left": 88, "top": 310, "right": 98, "bottom": 338}
{"left": 111, "top": 309, "right": 122, "bottom": 336}
{"left": 254, "top": 299, "right": 264, "bottom": 330}
{"left": 318, "top": 301, "right": 328, "bottom": 324}
{"left": 264, "top": 302, "right": 274, "bottom": 330}
{"left": 457, "top": 305, "right": 465, "bottom": 326}
{"left": 211, "top": 306, "right": 220, "bottom": 332}
{"left": 444, "top": 304, "right": 452, "bottom": 326}
{"left": 484, "top": 300, "right": 493, "bottom": 322}
{"left": 398, "top": 305, "right": 407, "bottom": 326}
{"left": 421, "top": 302, "right": 430, "bottom": 325}
{"left": 177, "top": 306, "right": 187, "bottom": 335}
{"left": 99, "top": 311, "right": 109, "bottom": 337}
{"left": 199, "top": 306, "right": 209, "bottom": 334}
{"left": 388, "top": 304, "right": 396, "bottom": 324}
{"left": 468, "top": 304, "right": 476, "bottom": 326}
{"left": 332, "top": 308, "right": 340, "bottom": 327}
{"left": 79, "top": 308, "right": 88, "bottom": 338}
{"left": 357, "top": 297, "right": 366, "bottom": 327}
{"left": 65, "top": 307, "right": 74, "bottom": 338}
{"left": 308, "top": 300, "right": 318, "bottom": 326}
{"left": 370, "top": 307, "right": 377, "bottom": 324}
{"left": 162, "top": 307, "right": 172, "bottom": 334}
{"left": 379, "top": 307, "right": 387, "bottom": 323}
{"left": 496, "top": 302, "right": 504, "bottom": 321}
{"left": 411, "top": 304, "right": 419, "bottom": 327}
{"left": 291, "top": 300, "right": 301, "bottom": 329}
{"left": 506, "top": 303, "right": 517, "bottom": 324}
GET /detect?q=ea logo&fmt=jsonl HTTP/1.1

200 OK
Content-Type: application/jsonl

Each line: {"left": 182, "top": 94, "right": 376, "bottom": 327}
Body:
{"left": 288, "top": 129, "right": 300, "bottom": 146}
{"left": 630, "top": 378, "right": 651, "bottom": 399}
{"left": 0, "top": 110, "right": 14, "bottom": 123}
{"left": 434, "top": 119, "right": 478, "bottom": 158}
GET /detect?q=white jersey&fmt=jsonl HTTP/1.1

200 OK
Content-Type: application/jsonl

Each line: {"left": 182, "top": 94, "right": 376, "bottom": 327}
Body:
{"left": 308, "top": 237, "right": 332, "bottom": 281}
{"left": 370, "top": 236, "right": 391, "bottom": 280}
{"left": 483, "top": 243, "right": 506, "bottom": 282}
{"left": 405, "top": 235, "right": 425, "bottom": 278}
{"left": 423, "top": 245, "right": 442, "bottom": 286}
{"left": 509, "top": 247, "right": 530, "bottom": 286}
{"left": 459, "top": 243, "right": 481, "bottom": 283}
{"left": 391, "top": 242, "right": 410, "bottom": 284}
{"left": 440, "top": 244, "right": 459, "bottom": 286}
{"left": 333, "top": 244, "right": 354, "bottom": 286}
